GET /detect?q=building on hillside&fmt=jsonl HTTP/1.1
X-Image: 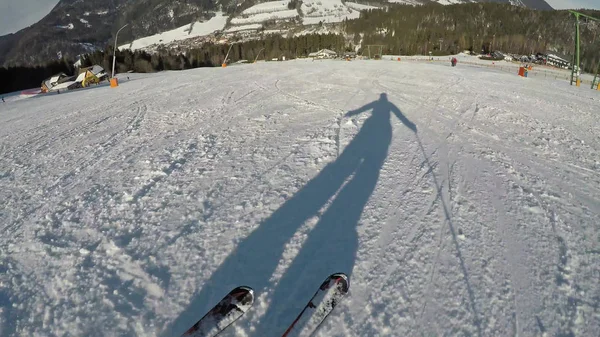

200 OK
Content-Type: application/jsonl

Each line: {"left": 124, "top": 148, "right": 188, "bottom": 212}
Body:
{"left": 41, "top": 73, "right": 72, "bottom": 93}
{"left": 545, "top": 53, "right": 571, "bottom": 69}
{"left": 491, "top": 51, "right": 505, "bottom": 59}
{"left": 308, "top": 49, "right": 337, "bottom": 59}
{"left": 519, "top": 55, "right": 532, "bottom": 63}
{"left": 76, "top": 65, "right": 108, "bottom": 87}
{"left": 343, "top": 51, "right": 356, "bottom": 59}
{"left": 52, "top": 80, "right": 81, "bottom": 91}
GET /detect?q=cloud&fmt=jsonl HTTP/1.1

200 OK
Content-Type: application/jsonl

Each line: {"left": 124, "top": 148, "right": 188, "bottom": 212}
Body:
{"left": 545, "top": 0, "right": 600, "bottom": 10}
{"left": 0, "top": 0, "right": 60, "bottom": 36}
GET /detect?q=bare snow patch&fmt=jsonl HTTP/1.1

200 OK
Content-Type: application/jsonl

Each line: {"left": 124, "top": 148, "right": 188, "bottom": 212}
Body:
{"left": 79, "top": 18, "right": 91, "bottom": 28}
{"left": 57, "top": 23, "right": 74, "bottom": 30}
{"left": 386, "top": 0, "right": 423, "bottom": 3}
{"left": 224, "top": 24, "right": 263, "bottom": 33}
{"left": 231, "top": 10, "right": 299, "bottom": 25}
{"left": 243, "top": 0, "right": 291, "bottom": 14}
{"left": 301, "top": 0, "right": 361, "bottom": 24}
{"left": 344, "top": 2, "right": 378, "bottom": 10}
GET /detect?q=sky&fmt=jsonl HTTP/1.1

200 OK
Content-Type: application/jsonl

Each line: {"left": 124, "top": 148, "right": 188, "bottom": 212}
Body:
{"left": 546, "top": 0, "right": 600, "bottom": 10}
{"left": 0, "top": 0, "right": 60, "bottom": 36}
{"left": 0, "top": 0, "right": 599, "bottom": 36}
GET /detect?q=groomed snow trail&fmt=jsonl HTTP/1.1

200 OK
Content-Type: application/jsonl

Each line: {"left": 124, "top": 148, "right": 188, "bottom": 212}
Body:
{"left": 0, "top": 60, "right": 599, "bottom": 337}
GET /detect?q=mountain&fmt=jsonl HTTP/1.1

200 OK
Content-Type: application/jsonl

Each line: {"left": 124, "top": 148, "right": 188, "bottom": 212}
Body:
{"left": 0, "top": 0, "right": 223, "bottom": 67}
{"left": 489, "top": 0, "right": 553, "bottom": 10}
{"left": 0, "top": 0, "right": 555, "bottom": 67}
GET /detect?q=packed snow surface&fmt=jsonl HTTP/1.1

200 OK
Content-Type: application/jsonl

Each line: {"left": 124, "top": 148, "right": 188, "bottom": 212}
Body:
{"left": 1, "top": 60, "right": 599, "bottom": 337}
{"left": 119, "top": 13, "right": 228, "bottom": 51}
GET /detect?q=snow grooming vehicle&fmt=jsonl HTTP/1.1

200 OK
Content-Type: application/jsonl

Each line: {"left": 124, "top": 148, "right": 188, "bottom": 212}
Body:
{"left": 181, "top": 273, "right": 349, "bottom": 337}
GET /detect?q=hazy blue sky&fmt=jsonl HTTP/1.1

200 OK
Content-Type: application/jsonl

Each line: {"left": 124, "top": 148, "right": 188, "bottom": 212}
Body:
{"left": 0, "top": 0, "right": 60, "bottom": 36}
{"left": 546, "top": 0, "right": 600, "bottom": 10}
{"left": 0, "top": 0, "right": 599, "bottom": 36}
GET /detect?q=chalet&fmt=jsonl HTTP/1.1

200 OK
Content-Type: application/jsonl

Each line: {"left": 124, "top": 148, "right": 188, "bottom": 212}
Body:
{"left": 41, "top": 73, "right": 70, "bottom": 93}
{"left": 308, "top": 49, "right": 337, "bottom": 59}
{"left": 40, "top": 65, "right": 107, "bottom": 93}
{"left": 77, "top": 65, "right": 108, "bottom": 87}
{"left": 343, "top": 51, "right": 357, "bottom": 59}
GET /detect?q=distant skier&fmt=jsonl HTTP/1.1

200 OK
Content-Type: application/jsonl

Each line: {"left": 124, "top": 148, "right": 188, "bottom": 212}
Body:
{"left": 1, "top": 97, "right": 4, "bottom": 103}
{"left": 451, "top": 57, "right": 457, "bottom": 67}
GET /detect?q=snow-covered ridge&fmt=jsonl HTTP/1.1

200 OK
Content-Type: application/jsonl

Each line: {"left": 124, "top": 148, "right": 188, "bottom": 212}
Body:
{"left": 83, "top": 9, "right": 110, "bottom": 16}
{"left": 242, "top": 0, "right": 292, "bottom": 15}
{"left": 119, "top": 13, "right": 228, "bottom": 51}
{"left": 116, "top": 0, "right": 378, "bottom": 51}
{"left": 344, "top": 2, "right": 378, "bottom": 10}
{"left": 301, "top": 0, "right": 361, "bottom": 24}
{"left": 231, "top": 10, "right": 299, "bottom": 25}
{"left": 224, "top": 23, "right": 264, "bottom": 33}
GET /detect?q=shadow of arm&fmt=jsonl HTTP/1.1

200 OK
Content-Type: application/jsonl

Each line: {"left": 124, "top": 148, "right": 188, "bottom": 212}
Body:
{"left": 346, "top": 101, "right": 375, "bottom": 117}
{"left": 391, "top": 104, "right": 417, "bottom": 132}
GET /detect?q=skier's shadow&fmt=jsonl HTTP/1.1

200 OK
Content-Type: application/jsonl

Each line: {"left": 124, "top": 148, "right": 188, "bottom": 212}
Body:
{"left": 162, "top": 93, "right": 416, "bottom": 337}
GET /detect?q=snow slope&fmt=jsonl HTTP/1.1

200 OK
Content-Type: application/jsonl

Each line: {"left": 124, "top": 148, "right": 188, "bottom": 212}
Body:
{"left": 242, "top": 0, "right": 292, "bottom": 14}
{"left": 231, "top": 10, "right": 299, "bottom": 25}
{"left": 119, "top": 13, "right": 228, "bottom": 51}
{"left": 301, "top": 0, "right": 361, "bottom": 24}
{"left": 223, "top": 24, "right": 264, "bottom": 33}
{"left": 344, "top": 2, "right": 379, "bottom": 10}
{"left": 1, "top": 60, "right": 599, "bottom": 337}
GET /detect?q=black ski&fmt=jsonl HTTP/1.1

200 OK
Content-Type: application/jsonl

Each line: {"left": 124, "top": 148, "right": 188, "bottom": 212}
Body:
{"left": 281, "top": 273, "right": 349, "bottom": 337}
{"left": 181, "top": 286, "right": 254, "bottom": 337}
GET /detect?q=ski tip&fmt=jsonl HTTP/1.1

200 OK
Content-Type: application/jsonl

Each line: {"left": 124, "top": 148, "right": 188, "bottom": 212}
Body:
{"left": 330, "top": 273, "right": 349, "bottom": 293}
{"left": 233, "top": 285, "right": 254, "bottom": 293}
{"left": 231, "top": 286, "right": 255, "bottom": 305}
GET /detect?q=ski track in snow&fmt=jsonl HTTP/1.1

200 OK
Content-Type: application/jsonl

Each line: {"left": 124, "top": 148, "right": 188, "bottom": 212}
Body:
{"left": 0, "top": 60, "right": 599, "bottom": 337}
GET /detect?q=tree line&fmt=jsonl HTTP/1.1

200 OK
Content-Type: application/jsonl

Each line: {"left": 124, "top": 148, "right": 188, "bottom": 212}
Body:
{"left": 345, "top": 3, "right": 600, "bottom": 70}
{"left": 0, "top": 33, "right": 345, "bottom": 95}
{"left": 85, "top": 33, "right": 346, "bottom": 72}
{"left": 0, "top": 59, "right": 74, "bottom": 96}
